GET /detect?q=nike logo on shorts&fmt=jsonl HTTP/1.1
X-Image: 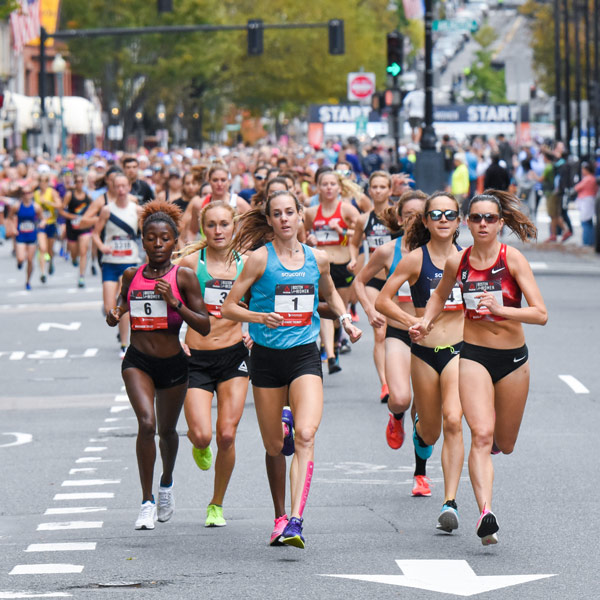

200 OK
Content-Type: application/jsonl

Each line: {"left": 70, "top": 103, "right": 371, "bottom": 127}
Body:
{"left": 513, "top": 356, "right": 526, "bottom": 363}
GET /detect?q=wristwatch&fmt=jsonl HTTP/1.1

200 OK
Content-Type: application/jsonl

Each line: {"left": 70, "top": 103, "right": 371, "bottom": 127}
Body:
{"left": 175, "top": 300, "right": 183, "bottom": 310}
{"left": 339, "top": 313, "right": 352, "bottom": 324}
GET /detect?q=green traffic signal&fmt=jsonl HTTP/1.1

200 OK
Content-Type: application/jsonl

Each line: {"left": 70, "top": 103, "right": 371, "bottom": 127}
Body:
{"left": 386, "top": 62, "right": 402, "bottom": 77}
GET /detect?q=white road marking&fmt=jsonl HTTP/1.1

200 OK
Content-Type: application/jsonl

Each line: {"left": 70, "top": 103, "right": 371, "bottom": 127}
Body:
{"left": 44, "top": 507, "right": 106, "bottom": 515}
{"left": 37, "top": 521, "right": 103, "bottom": 531}
{"left": 54, "top": 492, "right": 114, "bottom": 500}
{"left": 0, "top": 300, "right": 102, "bottom": 314}
{"left": 75, "top": 457, "right": 105, "bottom": 464}
{"left": 79, "top": 348, "right": 98, "bottom": 358}
{"left": 84, "top": 447, "right": 107, "bottom": 452}
{"left": 97, "top": 426, "right": 129, "bottom": 432}
{"left": 110, "top": 405, "right": 130, "bottom": 413}
{"left": 0, "top": 592, "right": 72, "bottom": 598}
{"left": 104, "top": 418, "right": 120, "bottom": 423}
{"left": 0, "top": 349, "right": 98, "bottom": 361}
{"left": 25, "top": 543, "right": 96, "bottom": 552}
{"left": 61, "top": 479, "right": 120, "bottom": 487}
{"left": 27, "top": 349, "right": 68, "bottom": 360}
{"left": 9, "top": 352, "right": 25, "bottom": 361}
{"left": 529, "top": 261, "right": 549, "bottom": 271}
{"left": 10, "top": 564, "right": 84, "bottom": 575}
{"left": 37, "top": 322, "right": 81, "bottom": 332}
{"left": 322, "top": 560, "right": 555, "bottom": 596}
{"left": 558, "top": 375, "right": 589, "bottom": 394}
{"left": 88, "top": 437, "right": 109, "bottom": 442}
{"left": 69, "top": 468, "right": 97, "bottom": 475}
{"left": 114, "top": 394, "right": 128, "bottom": 402}
{"left": 0, "top": 433, "right": 33, "bottom": 448}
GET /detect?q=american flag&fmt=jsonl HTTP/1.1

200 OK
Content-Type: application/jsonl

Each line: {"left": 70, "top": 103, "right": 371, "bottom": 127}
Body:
{"left": 10, "top": 0, "right": 41, "bottom": 53}
{"left": 403, "top": 0, "right": 424, "bottom": 20}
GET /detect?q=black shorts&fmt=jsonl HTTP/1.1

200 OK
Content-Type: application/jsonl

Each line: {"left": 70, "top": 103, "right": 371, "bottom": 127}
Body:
{"left": 187, "top": 341, "right": 249, "bottom": 393}
{"left": 330, "top": 262, "right": 354, "bottom": 288}
{"left": 461, "top": 342, "right": 529, "bottom": 383}
{"left": 385, "top": 324, "right": 411, "bottom": 347}
{"left": 66, "top": 223, "right": 92, "bottom": 242}
{"left": 411, "top": 341, "right": 463, "bottom": 375}
{"left": 366, "top": 276, "right": 386, "bottom": 291}
{"left": 249, "top": 342, "right": 323, "bottom": 388}
{"left": 122, "top": 344, "right": 188, "bottom": 390}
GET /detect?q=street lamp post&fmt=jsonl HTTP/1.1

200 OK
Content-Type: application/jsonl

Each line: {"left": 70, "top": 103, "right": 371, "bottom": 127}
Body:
{"left": 553, "top": 0, "right": 563, "bottom": 141}
{"left": 563, "top": 0, "right": 572, "bottom": 150}
{"left": 134, "top": 110, "right": 144, "bottom": 148}
{"left": 574, "top": 1, "right": 582, "bottom": 160}
{"left": 52, "top": 53, "right": 67, "bottom": 157}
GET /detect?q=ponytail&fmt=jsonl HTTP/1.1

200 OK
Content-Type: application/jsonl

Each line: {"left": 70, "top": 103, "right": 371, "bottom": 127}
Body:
{"left": 471, "top": 189, "right": 537, "bottom": 242}
{"left": 229, "top": 208, "right": 273, "bottom": 255}
{"left": 405, "top": 191, "right": 460, "bottom": 251}
{"left": 381, "top": 189, "right": 428, "bottom": 232}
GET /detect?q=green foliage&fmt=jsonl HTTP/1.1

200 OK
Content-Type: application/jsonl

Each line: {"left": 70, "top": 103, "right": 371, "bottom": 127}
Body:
{"left": 465, "top": 26, "right": 507, "bottom": 104}
{"left": 0, "top": 0, "right": 19, "bottom": 20}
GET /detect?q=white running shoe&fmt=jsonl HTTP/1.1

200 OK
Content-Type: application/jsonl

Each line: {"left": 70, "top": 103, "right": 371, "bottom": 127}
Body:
{"left": 135, "top": 501, "right": 157, "bottom": 530}
{"left": 157, "top": 482, "right": 174, "bottom": 522}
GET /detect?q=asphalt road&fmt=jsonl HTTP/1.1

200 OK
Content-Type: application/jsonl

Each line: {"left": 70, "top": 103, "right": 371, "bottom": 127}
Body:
{"left": 0, "top": 233, "right": 599, "bottom": 599}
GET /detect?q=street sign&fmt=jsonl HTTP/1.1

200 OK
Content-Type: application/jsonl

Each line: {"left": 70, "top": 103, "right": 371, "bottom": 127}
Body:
{"left": 347, "top": 72, "right": 376, "bottom": 102}
{"left": 433, "top": 19, "right": 478, "bottom": 33}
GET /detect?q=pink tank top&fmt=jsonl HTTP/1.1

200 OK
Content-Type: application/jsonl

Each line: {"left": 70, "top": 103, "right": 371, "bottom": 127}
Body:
{"left": 127, "top": 265, "right": 184, "bottom": 333}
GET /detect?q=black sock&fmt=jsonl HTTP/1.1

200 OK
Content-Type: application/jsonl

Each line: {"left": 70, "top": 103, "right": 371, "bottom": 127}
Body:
{"left": 393, "top": 412, "right": 404, "bottom": 420}
{"left": 414, "top": 451, "right": 427, "bottom": 476}
{"left": 414, "top": 426, "right": 428, "bottom": 448}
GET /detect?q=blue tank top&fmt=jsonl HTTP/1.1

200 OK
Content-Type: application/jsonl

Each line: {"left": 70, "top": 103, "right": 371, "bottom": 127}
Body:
{"left": 249, "top": 242, "right": 321, "bottom": 349}
{"left": 17, "top": 202, "right": 37, "bottom": 242}
{"left": 410, "top": 244, "right": 463, "bottom": 311}
{"left": 388, "top": 236, "right": 412, "bottom": 302}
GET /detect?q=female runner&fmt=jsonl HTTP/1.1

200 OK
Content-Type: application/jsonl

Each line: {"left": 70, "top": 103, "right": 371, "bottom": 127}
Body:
{"left": 376, "top": 192, "right": 465, "bottom": 526}
{"left": 352, "top": 190, "right": 426, "bottom": 454}
{"left": 34, "top": 173, "right": 62, "bottom": 282}
{"left": 222, "top": 190, "right": 361, "bottom": 549}
{"left": 410, "top": 190, "right": 547, "bottom": 545}
{"left": 106, "top": 200, "right": 210, "bottom": 530}
{"left": 349, "top": 171, "right": 399, "bottom": 402}
{"left": 303, "top": 171, "right": 360, "bottom": 373}
{"left": 60, "top": 172, "right": 93, "bottom": 287}
{"left": 175, "top": 201, "right": 249, "bottom": 528}
{"left": 202, "top": 164, "right": 250, "bottom": 214}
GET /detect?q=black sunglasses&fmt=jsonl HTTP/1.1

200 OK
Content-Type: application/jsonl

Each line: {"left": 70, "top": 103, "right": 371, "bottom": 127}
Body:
{"left": 254, "top": 175, "right": 266, "bottom": 181}
{"left": 427, "top": 209, "right": 458, "bottom": 221}
{"left": 469, "top": 212, "right": 500, "bottom": 224}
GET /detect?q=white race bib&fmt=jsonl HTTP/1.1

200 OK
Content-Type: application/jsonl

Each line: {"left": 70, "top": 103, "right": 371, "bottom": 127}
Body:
{"left": 367, "top": 234, "right": 391, "bottom": 250}
{"left": 463, "top": 280, "right": 503, "bottom": 314}
{"left": 204, "top": 278, "right": 234, "bottom": 318}
{"left": 430, "top": 279, "right": 463, "bottom": 311}
{"left": 19, "top": 220, "right": 35, "bottom": 233}
{"left": 274, "top": 284, "right": 314, "bottom": 326}
{"left": 110, "top": 237, "right": 134, "bottom": 257}
{"left": 130, "top": 290, "right": 168, "bottom": 330}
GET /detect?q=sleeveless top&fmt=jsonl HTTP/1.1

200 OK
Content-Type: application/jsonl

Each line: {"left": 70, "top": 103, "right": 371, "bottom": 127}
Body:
{"left": 127, "top": 265, "right": 184, "bottom": 333}
{"left": 171, "top": 196, "right": 189, "bottom": 213}
{"left": 17, "top": 202, "right": 37, "bottom": 241}
{"left": 313, "top": 201, "right": 349, "bottom": 246}
{"left": 67, "top": 192, "right": 92, "bottom": 228}
{"left": 457, "top": 244, "right": 522, "bottom": 322}
{"left": 196, "top": 247, "right": 244, "bottom": 318}
{"left": 34, "top": 187, "right": 57, "bottom": 225}
{"left": 249, "top": 242, "right": 321, "bottom": 349}
{"left": 410, "top": 244, "right": 463, "bottom": 311}
{"left": 201, "top": 193, "right": 237, "bottom": 210}
{"left": 103, "top": 202, "right": 139, "bottom": 265}
{"left": 388, "top": 236, "right": 412, "bottom": 302}
{"left": 364, "top": 210, "right": 398, "bottom": 253}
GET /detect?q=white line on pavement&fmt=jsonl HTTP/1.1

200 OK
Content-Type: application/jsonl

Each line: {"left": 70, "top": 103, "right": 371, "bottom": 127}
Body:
{"left": 68, "top": 468, "right": 97, "bottom": 475}
{"left": 53, "top": 493, "right": 114, "bottom": 500}
{"left": 114, "top": 394, "right": 128, "bottom": 402}
{"left": 558, "top": 374, "right": 590, "bottom": 394}
{"left": 0, "top": 592, "right": 72, "bottom": 598}
{"left": 74, "top": 458, "right": 110, "bottom": 464}
{"left": 10, "top": 564, "right": 84, "bottom": 575}
{"left": 25, "top": 542, "right": 96, "bottom": 552}
{"left": 97, "top": 426, "right": 129, "bottom": 432}
{"left": 61, "top": 479, "right": 120, "bottom": 487}
{"left": 44, "top": 507, "right": 106, "bottom": 516}
{"left": 110, "top": 405, "right": 130, "bottom": 413}
{"left": 83, "top": 447, "right": 106, "bottom": 452}
{"left": 37, "top": 521, "right": 103, "bottom": 531}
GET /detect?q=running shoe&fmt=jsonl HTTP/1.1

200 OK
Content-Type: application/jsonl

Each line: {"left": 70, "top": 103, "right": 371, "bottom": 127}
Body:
{"left": 412, "top": 416, "right": 433, "bottom": 460}
{"left": 320, "top": 345, "right": 327, "bottom": 361}
{"left": 476, "top": 508, "right": 499, "bottom": 545}
{"left": 436, "top": 499, "right": 459, "bottom": 533}
{"left": 350, "top": 304, "right": 359, "bottom": 322}
{"left": 386, "top": 413, "right": 405, "bottom": 449}
{"left": 134, "top": 500, "right": 157, "bottom": 530}
{"left": 192, "top": 445, "right": 213, "bottom": 471}
{"left": 412, "top": 475, "right": 432, "bottom": 497}
{"left": 40, "top": 274, "right": 47, "bottom": 284}
{"left": 281, "top": 406, "right": 295, "bottom": 456}
{"left": 491, "top": 440, "right": 501, "bottom": 455}
{"left": 561, "top": 231, "right": 573, "bottom": 242}
{"left": 339, "top": 338, "right": 352, "bottom": 354}
{"left": 157, "top": 481, "right": 174, "bottom": 522}
{"left": 205, "top": 504, "right": 226, "bottom": 527}
{"left": 78, "top": 277, "right": 85, "bottom": 288}
{"left": 72, "top": 258, "right": 79, "bottom": 267}
{"left": 25, "top": 282, "right": 31, "bottom": 291}
{"left": 380, "top": 383, "right": 390, "bottom": 404}
{"left": 544, "top": 235, "right": 557, "bottom": 242}
{"left": 327, "top": 356, "right": 342, "bottom": 374}
{"left": 269, "top": 514, "right": 289, "bottom": 546}
{"left": 281, "top": 516, "right": 305, "bottom": 549}
{"left": 17, "top": 261, "right": 23, "bottom": 270}
{"left": 48, "top": 260, "right": 54, "bottom": 275}
{"left": 91, "top": 264, "right": 98, "bottom": 276}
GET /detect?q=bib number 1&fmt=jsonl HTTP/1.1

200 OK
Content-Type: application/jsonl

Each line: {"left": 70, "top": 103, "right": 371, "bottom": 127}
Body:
{"left": 274, "top": 284, "right": 314, "bottom": 326}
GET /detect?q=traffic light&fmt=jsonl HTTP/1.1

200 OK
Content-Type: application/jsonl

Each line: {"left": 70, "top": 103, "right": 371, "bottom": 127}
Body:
{"left": 386, "top": 31, "right": 403, "bottom": 78}
{"left": 157, "top": 0, "right": 173, "bottom": 13}
{"left": 247, "top": 19, "right": 264, "bottom": 56}
{"left": 328, "top": 19, "right": 345, "bottom": 55}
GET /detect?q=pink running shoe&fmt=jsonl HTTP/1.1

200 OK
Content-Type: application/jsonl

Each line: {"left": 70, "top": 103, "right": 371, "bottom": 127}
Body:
{"left": 269, "top": 514, "right": 289, "bottom": 546}
{"left": 476, "top": 507, "right": 499, "bottom": 545}
{"left": 412, "top": 475, "right": 432, "bottom": 497}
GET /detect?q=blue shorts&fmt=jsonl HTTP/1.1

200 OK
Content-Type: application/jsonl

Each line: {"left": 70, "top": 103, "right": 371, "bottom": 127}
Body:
{"left": 16, "top": 233, "right": 37, "bottom": 245}
{"left": 40, "top": 223, "right": 58, "bottom": 238}
{"left": 101, "top": 262, "right": 137, "bottom": 282}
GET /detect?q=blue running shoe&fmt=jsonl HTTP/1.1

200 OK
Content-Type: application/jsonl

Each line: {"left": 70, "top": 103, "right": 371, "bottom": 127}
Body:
{"left": 281, "top": 516, "right": 305, "bottom": 549}
{"left": 413, "top": 415, "right": 433, "bottom": 460}
{"left": 436, "top": 499, "right": 459, "bottom": 533}
{"left": 281, "top": 406, "right": 295, "bottom": 456}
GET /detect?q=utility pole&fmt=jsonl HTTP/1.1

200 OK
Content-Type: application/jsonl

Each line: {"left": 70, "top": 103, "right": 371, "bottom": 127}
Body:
{"left": 553, "top": 0, "right": 562, "bottom": 141}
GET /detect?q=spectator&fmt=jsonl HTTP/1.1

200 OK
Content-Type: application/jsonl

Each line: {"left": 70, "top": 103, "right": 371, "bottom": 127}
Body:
{"left": 451, "top": 153, "right": 470, "bottom": 215}
{"left": 573, "top": 161, "right": 597, "bottom": 247}
{"left": 483, "top": 153, "right": 510, "bottom": 191}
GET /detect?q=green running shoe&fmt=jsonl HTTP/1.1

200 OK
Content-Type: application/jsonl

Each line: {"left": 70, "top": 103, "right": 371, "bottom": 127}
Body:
{"left": 205, "top": 503, "right": 226, "bottom": 527}
{"left": 192, "top": 445, "right": 213, "bottom": 471}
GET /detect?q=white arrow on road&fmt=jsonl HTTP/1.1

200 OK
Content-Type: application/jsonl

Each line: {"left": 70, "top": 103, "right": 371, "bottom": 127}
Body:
{"left": 322, "top": 560, "right": 555, "bottom": 596}
{"left": 38, "top": 322, "right": 81, "bottom": 332}
{"left": 0, "top": 432, "right": 33, "bottom": 448}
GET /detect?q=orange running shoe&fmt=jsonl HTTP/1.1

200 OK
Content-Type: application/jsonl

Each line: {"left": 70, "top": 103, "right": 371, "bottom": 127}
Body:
{"left": 412, "top": 475, "right": 432, "bottom": 497}
{"left": 386, "top": 413, "right": 405, "bottom": 449}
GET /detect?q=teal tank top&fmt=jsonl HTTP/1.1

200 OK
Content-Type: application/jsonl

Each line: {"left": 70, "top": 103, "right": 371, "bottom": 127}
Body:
{"left": 249, "top": 242, "right": 321, "bottom": 349}
{"left": 196, "top": 247, "right": 244, "bottom": 319}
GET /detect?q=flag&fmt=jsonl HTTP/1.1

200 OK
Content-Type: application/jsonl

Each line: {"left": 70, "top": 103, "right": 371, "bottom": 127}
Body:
{"left": 10, "top": 0, "right": 41, "bottom": 53}
{"left": 402, "top": 0, "right": 424, "bottom": 20}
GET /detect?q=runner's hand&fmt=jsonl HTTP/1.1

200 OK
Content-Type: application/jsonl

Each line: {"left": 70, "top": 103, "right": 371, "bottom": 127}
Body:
{"left": 181, "top": 342, "right": 191, "bottom": 357}
{"left": 342, "top": 321, "right": 362, "bottom": 343}
{"left": 242, "top": 332, "right": 254, "bottom": 350}
{"left": 409, "top": 320, "right": 432, "bottom": 342}
{"left": 263, "top": 312, "right": 284, "bottom": 329}
{"left": 367, "top": 309, "right": 386, "bottom": 328}
{"left": 106, "top": 308, "right": 121, "bottom": 327}
{"left": 154, "top": 279, "right": 177, "bottom": 307}
{"left": 475, "top": 292, "right": 502, "bottom": 316}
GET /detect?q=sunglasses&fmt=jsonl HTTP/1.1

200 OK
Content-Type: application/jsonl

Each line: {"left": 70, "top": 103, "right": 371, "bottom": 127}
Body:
{"left": 335, "top": 170, "right": 352, "bottom": 177}
{"left": 468, "top": 213, "right": 500, "bottom": 224}
{"left": 427, "top": 209, "right": 458, "bottom": 221}
{"left": 254, "top": 175, "right": 266, "bottom": 181}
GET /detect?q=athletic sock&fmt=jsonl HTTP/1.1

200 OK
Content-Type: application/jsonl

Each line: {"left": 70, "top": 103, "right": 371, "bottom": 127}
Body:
{"left": 414, "top": 426, "right": 429, "bottom": 448}
{"left": 414, "top": 451, "right": 427, "bottom": 477}
{"left": 393, "top": 412, "right": 404, "bottom": 420}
